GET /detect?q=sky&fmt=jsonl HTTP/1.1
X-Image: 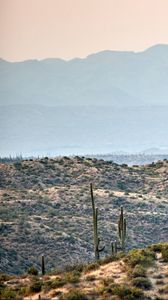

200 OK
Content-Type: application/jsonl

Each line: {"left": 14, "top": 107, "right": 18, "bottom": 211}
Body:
{"left": 1, "top": 0, "right": 168, "bottom": 61}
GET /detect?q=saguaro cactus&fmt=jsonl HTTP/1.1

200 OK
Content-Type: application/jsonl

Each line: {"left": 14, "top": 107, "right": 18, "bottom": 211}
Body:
{"left": 90, "top": 183, "right": 105, "bottom": 260}
{"left": 41, "top": 255, "right": 45, "bottom": 275}
{"left": 111, "top": 240, "right": 117, "bottom": 256}
{"left": 118, "top": 206, "right": 126, "bottom": 252}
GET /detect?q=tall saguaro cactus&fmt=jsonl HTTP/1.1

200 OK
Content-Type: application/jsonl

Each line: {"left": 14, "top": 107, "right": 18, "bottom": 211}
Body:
{"left": 118, "top": 206, "right": 127, "bottom": 252}
{"left": 90, "top": 183, "right": 105, "bottom": 260}
{"left": 41, "top": 255, "right": 45, "bottom": 275}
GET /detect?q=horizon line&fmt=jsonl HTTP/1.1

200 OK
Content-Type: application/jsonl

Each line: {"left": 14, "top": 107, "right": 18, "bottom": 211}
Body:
{"left": 1, "top": 43, "right": 168, "bottom": 63}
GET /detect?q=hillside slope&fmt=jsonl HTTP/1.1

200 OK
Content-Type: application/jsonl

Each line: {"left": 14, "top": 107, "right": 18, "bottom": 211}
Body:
{"left": 0, "top": 243, "right": 168, "bottom": 300}
{"left": 0, "top": 157, "right": 168, "bottom": 275}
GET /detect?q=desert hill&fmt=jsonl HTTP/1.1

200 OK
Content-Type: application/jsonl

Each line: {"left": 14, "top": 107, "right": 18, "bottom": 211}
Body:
{"left": 0, "top": 243, "right": 168, "bottom": 299}
{"left": 0, "top": 157, "right": 167, "bottom": 276}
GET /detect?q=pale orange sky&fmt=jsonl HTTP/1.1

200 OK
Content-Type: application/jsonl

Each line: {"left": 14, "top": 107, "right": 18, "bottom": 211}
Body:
{"left": 1, "top": 0, "right": 168, "bottom": 61}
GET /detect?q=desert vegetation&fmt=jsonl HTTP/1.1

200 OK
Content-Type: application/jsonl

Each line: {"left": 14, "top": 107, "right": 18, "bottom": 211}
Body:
{"left": 0, "top": 243, "right": 167, "bottom": 299}
{"left": 0, "top": 156, "right": 168, "bottom": 276}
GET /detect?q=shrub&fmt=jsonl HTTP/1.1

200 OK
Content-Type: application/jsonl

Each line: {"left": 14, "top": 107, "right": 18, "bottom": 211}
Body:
{"left": 29, "top": 280, "right": 43, "bottom": 293}
{"left": 27, "top": 266, "right": 38, "bottom": 276}
{"left": 60, "top": 289, "right": 87, "bottom": 300}
{"left": 101, "top": 283, "right": 144, "bottom": 299}
{"left": 64, "top": 271, "right": 81, "bottom": 284}
{"left": 85, "top": 275, "right": 96, "bottom": 282}
{"left": 84, "top": 262, "right": 99, "bottom": 272}
{"left": 149, "top": 243, "right": 165, "bottom": 252}
{"left": 150, "top": 243, "right": 168, "bottom": 262}
{"left": 14, "top": 162, "right": 22, "bottom": 170}
{"left": 161, "top": 246, "right": 168, "bottom": 262}
{"left": 64, "top": 264, "right": 84, "bottom": 274}
{"left": 101, "top": 277, "right": 114, "bottom": 287}
{"left": 125, "top": 249, "right": 155, "bottom": 268}
{"left": 112, "top": 285, "right": 143, "bottom": 299}
{"left": 48, "top": 277, "right": 66, "bottom": 288}
{"left": 117, "top": 181, "right": 127, "bottom": 190}
{"left": 132, "top": 277, "right": 152, "bottom": 290}
{"left": 0, "top": 288, "right": 16, "bottom": 300}
{"left": 100, "top": 280, "right": 144, "bottom": 299}
{"left": 158, "top": 285, "right": 168, "bottom": 294}
{"left": 131, "top": 265, "right": 146, "bottom": 278}
{"left": 0, "top": 273, "right": 11, "bottom": 283}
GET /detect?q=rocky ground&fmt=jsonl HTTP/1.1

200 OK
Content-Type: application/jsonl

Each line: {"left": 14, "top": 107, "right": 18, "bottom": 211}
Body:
{"left": 0, "top": 156, "right": 168, "bottom": 274}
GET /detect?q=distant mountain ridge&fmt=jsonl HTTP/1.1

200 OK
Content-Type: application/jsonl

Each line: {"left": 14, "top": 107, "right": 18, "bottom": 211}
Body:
{"left": 1, "top": 44, "right": 168, "bottom": 107}
{"left": 1, "top": 44, "right": 168, "bottom": 156}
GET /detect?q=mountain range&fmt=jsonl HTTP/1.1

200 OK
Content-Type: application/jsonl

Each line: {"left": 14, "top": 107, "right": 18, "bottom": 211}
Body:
{"left": 1, "top": 44, "right": 168, "bottom": 156}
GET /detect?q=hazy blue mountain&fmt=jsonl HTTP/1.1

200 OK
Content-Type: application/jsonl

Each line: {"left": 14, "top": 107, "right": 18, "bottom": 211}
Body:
{"left": 1, "top": 104, "right": 168, "bottom": 157}
{"left": 1, "top": 44, "right": 168, "bottom": 157}
{"left": 1, "top": 44, "right": 168, "bottom": 107}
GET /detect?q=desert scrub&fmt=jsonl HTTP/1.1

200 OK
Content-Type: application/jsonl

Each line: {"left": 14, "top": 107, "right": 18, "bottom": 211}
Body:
{"left": 60, "top": 288, "right": 88, "bottom": 300}
{"left": 29, "top": 279, "right": 43, "bottom": 293}
{"left": 64, "top": 264, "right": 84, "bottom": 274}
{"left": 0, "top": 274, "right": 12, "bottom": 283}
{"left": 158, "top": 285, "right": 168, "bottom": 294}
{"left": 43, "top": 277, "right": 66, "bottom": 291}
{"left": 129, "top": 265, "right": 146, "bottom": 278}
{"left": 85, "top": 275, "right": 96, "bottom": 281}
{"left": 132, "top": 277, "right": 152, "bottom": 290}
{"left": 99, "top": 253, "right": 126, "bottom": 266}
{"left": 0, "top": 287, "right": 17, "bottom": 300}
{"left": 150, "top": 243, "right": 168, "bottom": 262}
{"left": 64, "top": 270, "right": 81, "bottom": 284}
{"left": 161, "top": 245, "right": 168, "bottom": 262}
{"left": 84, "top": 262, "right": 100, "bottom": 272}
{"left": 100, "top": 282, "right": 143, "bottom": 300}
{"left": 101, "top": 277, "right": 114, "bottom": 287}
{"left": 27, "top": 266, "right": 38, "bottom": 276}
{"left": 124, "top": 248, "right": 155, "bottom": 268}
{"left": 84, "top": 253, "right": 124, "bottom": 273}
{"left": 149, "top": 243, "right": 166, "bottom": 253}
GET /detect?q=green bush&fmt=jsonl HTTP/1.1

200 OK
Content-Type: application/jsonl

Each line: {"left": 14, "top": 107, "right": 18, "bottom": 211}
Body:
{"left": 125, "top": 249, "right": 155, "bottom": 268}
{"left": 60, "top": 289, "right": 87, "bottom": 300}
{"left": 131, "top": 265, "right": 146, "bottom": 278}
{"left": 132, "top": 277, "right": 152, "bottom": 290}
{"left": 85, "top": 275, "right": 96, "bottom": 282}
{"left": 64, "top": 264, "right": 84, "bottom": 274}
{"left": 101, "top": 283, "right": 144, "bottom": 300}
{"left": 158, "top": 285, "right": 168, "bottom": 294}
{"left": 0, "top": 274, "right": 11, "bottom": 283}
{"left": 112, "top": 285, "right": 143, "bottom": 299}
{"left": 27, "top": 266, "right": 38, "bottom": 276}
{"left": 84, "top": 262, "right": 99, "bottom": 272}
{"left": 49, "top": 277, "right": 66, "bottom": 288}
{"left": 64, "top": 271, "right": 81, "bottom": 284}
{"left": 161, "top": 247, "right": 168, "bottom": 262}
{"left": 149, "top": 243, "right": 165, "bottom": 252}
{"left": 0, "top": 288, "right": 16, "bottom": 300}
{"left": 14, "top": 162, "right": 22, "bottom": 170}
{"left": 29, "top": 280, "right": 43, "bottom": 293}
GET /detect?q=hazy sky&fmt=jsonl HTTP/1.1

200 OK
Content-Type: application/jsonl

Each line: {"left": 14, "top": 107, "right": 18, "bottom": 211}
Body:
{"left": 1, "top": 0, "right": 168, "bottom": 61}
